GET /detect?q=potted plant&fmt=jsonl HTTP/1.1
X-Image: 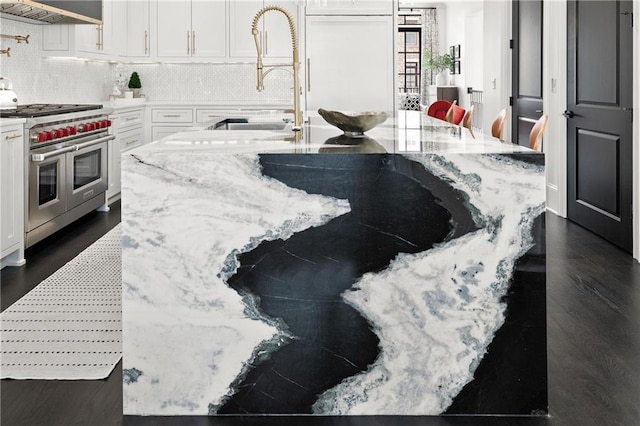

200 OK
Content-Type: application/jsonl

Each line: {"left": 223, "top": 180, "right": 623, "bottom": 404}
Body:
{"left": 128, "top": 71, "right": 142, "bottom": 98}
{"left": 423, "top": 51, "right": 454, "bottom": 86}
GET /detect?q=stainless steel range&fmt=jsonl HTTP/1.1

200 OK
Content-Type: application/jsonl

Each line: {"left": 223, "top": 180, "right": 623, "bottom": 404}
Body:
{"left": 1, "top": 104, "right": 114, "bottom": 248}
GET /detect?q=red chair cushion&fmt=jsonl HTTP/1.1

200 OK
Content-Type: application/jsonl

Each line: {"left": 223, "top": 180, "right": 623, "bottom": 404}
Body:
{"left": 427, "top": 100, "right": 451, "bottom": 121}
{"left": 451, "top": 105, "right": 466, "bottom": 125}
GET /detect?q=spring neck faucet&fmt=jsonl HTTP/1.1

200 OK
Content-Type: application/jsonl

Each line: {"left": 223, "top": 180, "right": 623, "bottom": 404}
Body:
{"left": 252, "top": 5, "right": 302, "bottom": 131}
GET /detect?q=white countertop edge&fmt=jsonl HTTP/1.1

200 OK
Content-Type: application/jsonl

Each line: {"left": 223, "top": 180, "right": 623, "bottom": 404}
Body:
{"left": 0, "top": 117, "right": 27, "bottom": 126}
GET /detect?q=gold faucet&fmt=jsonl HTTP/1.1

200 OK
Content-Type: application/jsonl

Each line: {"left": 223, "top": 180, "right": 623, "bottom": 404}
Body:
{"left": 252, "top": 5, "right": 302, "bottom": 131}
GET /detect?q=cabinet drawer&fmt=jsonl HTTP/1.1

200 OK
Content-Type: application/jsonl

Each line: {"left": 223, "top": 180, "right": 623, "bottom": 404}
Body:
{"left": 151, "top": 108, "right": 193, "bottom": 123}
{"left": 117, "top": 108, "right": 144, "bottom": 130}
{"left": 152, "top": 126, "right": 190, "bottom": 141}
{"left": 196, "top": 109, "right": 225, "bottom": 123}
{"left": 119, "top": 127, "right": 145, "bottom": 152}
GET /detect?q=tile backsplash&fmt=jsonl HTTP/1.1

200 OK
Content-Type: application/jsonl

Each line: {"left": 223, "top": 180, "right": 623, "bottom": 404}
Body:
{"left": 0, "top": 18, "right": 112, "bottom": 104}
{"left": 1, "top": 18, "right": 291, "bottom": 106}
{"left": 112, "top": 63, "right": 291, "bottom": 104}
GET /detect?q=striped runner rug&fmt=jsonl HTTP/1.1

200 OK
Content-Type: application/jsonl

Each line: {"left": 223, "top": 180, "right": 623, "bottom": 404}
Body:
{"left": 1, "top": 224, "right": 122, "bottom": 380}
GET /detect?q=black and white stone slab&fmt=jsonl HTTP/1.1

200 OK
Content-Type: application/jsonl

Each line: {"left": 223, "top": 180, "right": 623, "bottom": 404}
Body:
{"left": 122, "top": 151, "right": 546, "bottom": 416}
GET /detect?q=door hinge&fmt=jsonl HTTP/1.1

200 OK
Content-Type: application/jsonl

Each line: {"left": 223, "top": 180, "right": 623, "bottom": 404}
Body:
{"left": 509, "top": 39, "right": 514, "bottom": 49}
{"left": 509, "top": 96, "right": 513, "bottom": 106}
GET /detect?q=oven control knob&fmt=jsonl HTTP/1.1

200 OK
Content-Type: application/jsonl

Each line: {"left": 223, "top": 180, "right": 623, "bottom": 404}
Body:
{"left": 62, "top": 127, "right": 70, "bottom": 137}
{"left": 80, "top": 123, "right": 89, "bottom": 132}
{"left": 46, "top": 131, "right": 54, "bottom": 141}
{"left": 37, "top": 132, "right": 48, "bottom": 143}
{"left": 55, "top": 129, "right": 65, "bottom": 138}
{"left": 90, "top": 122, "right": 97, "bottom": 130}
{"left": 69, "top": 126, "right": 77, "bottom": 135}
{"left": 106, "top": 119, "right": 112, "bottom": 127}
{"left": 99, "top": 120, "right": 107, "bottom": 128}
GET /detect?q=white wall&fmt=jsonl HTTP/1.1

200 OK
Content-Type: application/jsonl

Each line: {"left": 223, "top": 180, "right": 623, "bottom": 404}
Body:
{"left": 0, "top": 18, "right": 111, "bottom": 104}
{"left": 542, "top": 0, "right": 567, "bottom": 217}
{"left": 442, "top": 1, "right": 483, "bottom": 109}
{"left": 481, "top": 1, "right": 511, "bottom": 140}
{"left": 464, "top": 11, "right": 484, "bottom": 92}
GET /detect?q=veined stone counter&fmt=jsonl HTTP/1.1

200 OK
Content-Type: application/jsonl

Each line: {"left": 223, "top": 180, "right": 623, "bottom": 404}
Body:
{"left": 121, "top": 112, "right": 547, "bottom": 417}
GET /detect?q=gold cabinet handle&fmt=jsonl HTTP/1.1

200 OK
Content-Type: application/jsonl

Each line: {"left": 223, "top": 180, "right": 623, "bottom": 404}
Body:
{"left": 95, "top": 25, "right": 101, "bottom": 49}
{"left": 187, "top": 31, "right": 190, "bottom": 55}
{"left": 163, "top": 114, "right": 181, "bottom": 118}
{"left": 192, "top": 30, "right": 195, "bottom": 55}
{"left": 144, "top": 30, "right": 148, "bottom": 54}
{"left": 125, "top": 117, "right": 138, "bottom": 122}
{"left": 126, "top": 139, "right": 139, "bottom": 145}
{"left": 5, "top": 133, "right": 22, "bottom": 140}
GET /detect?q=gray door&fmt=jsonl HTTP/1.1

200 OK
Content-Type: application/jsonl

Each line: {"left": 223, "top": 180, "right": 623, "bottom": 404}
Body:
{"left": 512, "top": 0, "right": 543, "bottom": 147}
{"left": 567, "top": 0, "right": 633, "bottom": 253}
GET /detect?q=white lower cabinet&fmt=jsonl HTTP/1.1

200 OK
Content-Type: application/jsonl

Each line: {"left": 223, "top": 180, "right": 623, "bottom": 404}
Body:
{"left": 305, "top": 15, "right": 395, "bottom": 112}
{"left": 1, "top": 124, "right": 25, "bottom": 268}
{"left": 150, "top": 107, "right": 194, "bottom": 140}
{"left": 108, "top": 107, "right": 146, "bottom": 203}
{"left": 152, "top": 126, "right": 190, "bottom": 141}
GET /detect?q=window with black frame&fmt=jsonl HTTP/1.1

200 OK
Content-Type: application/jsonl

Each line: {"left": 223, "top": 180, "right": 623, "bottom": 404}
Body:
{"left": 398, "top": 13, "right": 422, "bottom": 110}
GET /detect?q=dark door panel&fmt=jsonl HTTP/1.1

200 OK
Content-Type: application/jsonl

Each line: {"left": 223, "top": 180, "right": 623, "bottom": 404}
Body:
{"left": 512, "top": 0, "right": 543, "bottom": 147}
{"left": 567, "top": 0, "right": 633, "bottom": 252}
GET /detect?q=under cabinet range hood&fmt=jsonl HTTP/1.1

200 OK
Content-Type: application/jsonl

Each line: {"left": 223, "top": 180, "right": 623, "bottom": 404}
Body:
{"left": 0, "top": 0, "right": 101, "bottom": 24}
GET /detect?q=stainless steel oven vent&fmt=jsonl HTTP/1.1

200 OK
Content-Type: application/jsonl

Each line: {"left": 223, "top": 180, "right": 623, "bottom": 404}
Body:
{"left": 0, "top": 0, "right": 101, "bottom": 25}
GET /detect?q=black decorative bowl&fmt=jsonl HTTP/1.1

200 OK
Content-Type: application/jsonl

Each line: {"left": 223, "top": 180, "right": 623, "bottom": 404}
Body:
{"left": 317, "top": 108, "right": 389, "bottom": 137}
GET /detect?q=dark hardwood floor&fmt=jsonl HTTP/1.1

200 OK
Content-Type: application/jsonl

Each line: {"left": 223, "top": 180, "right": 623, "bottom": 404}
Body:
{"left": 1, "top": 208, "right": 639, "bottom": 426}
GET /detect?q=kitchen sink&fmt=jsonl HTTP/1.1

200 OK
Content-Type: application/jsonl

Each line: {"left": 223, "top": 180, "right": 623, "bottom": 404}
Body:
{"left": 212, "top": 118, "right": 291, "bottom": 131}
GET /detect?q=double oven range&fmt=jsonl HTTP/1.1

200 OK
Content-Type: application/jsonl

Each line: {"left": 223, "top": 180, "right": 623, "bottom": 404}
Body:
{"left": 1, "top": 104, "right": 114, "bottom": 248}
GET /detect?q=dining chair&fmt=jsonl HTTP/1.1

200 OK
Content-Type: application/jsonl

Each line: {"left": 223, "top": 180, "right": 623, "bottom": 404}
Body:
{"left": 491, "top": 108, "right": 509, "bottom": 141}
{"left": 427, "top": 100, "right": 452, "bottom": 121}
{"left": 462, "top": 105, "right": 476, "bottom": 138}
{"left": 529, "top": 114, "right": 549, "bottom": 151}
{"left": 445, "top": 100, "right": 466, "bottom": 125}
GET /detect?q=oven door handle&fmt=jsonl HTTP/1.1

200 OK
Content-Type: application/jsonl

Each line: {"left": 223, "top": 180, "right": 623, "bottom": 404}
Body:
{"left": 31, "top": 145, "right": 76, "bottom": 162}
{"left": 74, "top": 134, "right": 115, "bottom": 151}
{"left": 31, "top": 135, "right": 115, "bottom": 162}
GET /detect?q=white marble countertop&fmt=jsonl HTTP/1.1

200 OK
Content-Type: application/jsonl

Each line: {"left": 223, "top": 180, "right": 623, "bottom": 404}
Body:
{"left": 0, "top": 117, "right": 27, "bottom": 126}
{"left": 101, "top": 98, "right": 290, "bottom": 108}
{"left": 129, "top": 111, "right": 540, "bottom": 156}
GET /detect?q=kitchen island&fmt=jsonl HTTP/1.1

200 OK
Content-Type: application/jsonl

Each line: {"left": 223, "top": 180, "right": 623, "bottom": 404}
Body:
{"left": 121, "top": 112, "right": 546, "bottom": 417}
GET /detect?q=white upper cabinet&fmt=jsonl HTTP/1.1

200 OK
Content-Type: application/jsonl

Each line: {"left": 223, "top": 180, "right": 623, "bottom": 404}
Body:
{"left": 155, "top": 0, "right": 226, "bottom": 59}
{"left": 263, "top": 1, "right": 299, "bottom": 59}
{"left": 126, "top": 0, "right": 150, "bottom": 57}
{"left": 305, "top": 15, "right": 394, "bottom": 112}
{"left": 229, "top": 1, "right": 298, "bottom": 60}
{"left": 76, "top": 0, "right": 126, "bottom": 56}
{"left": 305, "top": 0, "right": 392, "bottom": 15}
{"left": 42, "top": 0, "right": 126, "bottom": 58}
